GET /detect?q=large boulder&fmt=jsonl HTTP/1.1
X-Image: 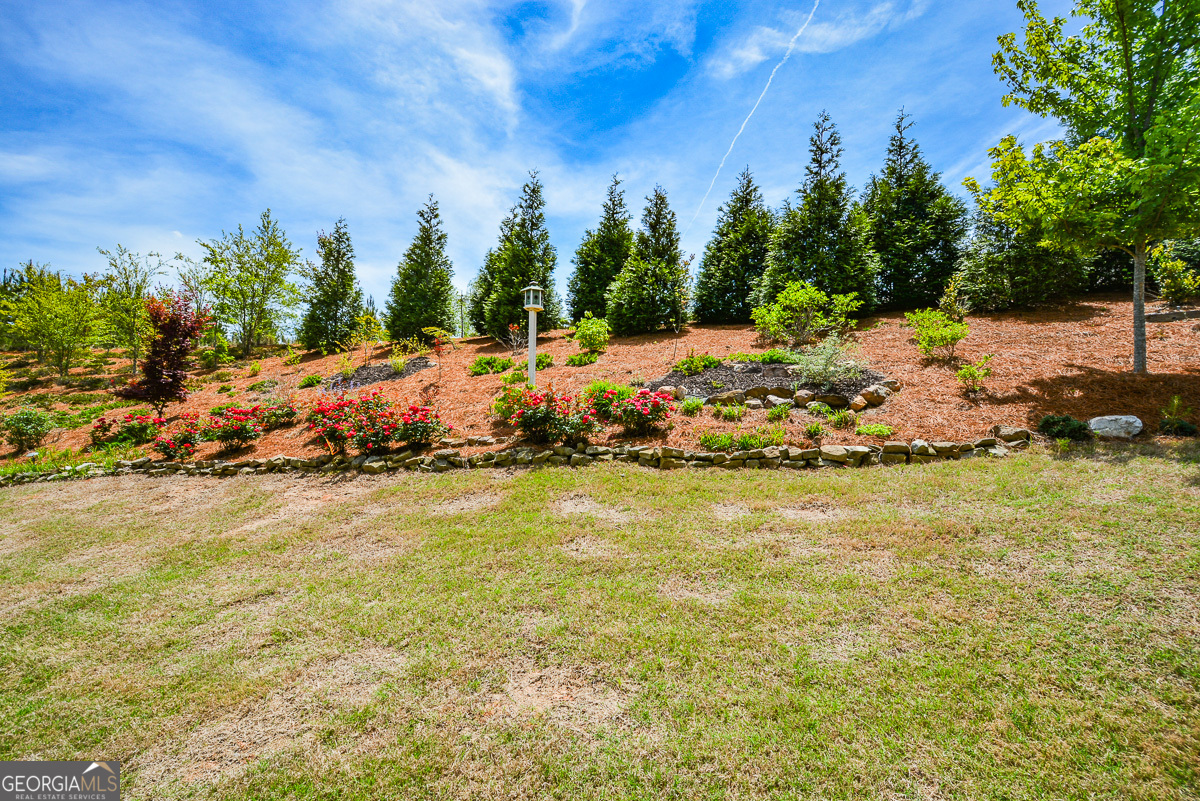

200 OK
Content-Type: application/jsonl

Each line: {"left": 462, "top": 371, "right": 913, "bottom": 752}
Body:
{"left": 814, "top": 394, "right": 849, "bottom": 408}
{"left": 989, "top": 425, "right": 1032, "bottom": 443}
{"left": 764, "top": 395, "right": 793, "bottom": 409}
{"left": 1088, "top": 415, "right": 1143, "bottom": 439}
{"left": 860, "top": 385, "right": 892, "bottom": 406}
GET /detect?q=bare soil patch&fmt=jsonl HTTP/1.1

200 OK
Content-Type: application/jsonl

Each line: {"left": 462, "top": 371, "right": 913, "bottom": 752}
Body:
{"left": 560, "top": 535, "right": 618, "bottom": 560}
{"left": 431, "top": 492, "right": 502, "bottom": 516}
{"left": 552, "top": 494, "right": 631, "bottom": 525}
{"left": 658, "top": 577, "right": 734, "bottom": 605}
{"left": 488, "top": 658, "right": 631, "bottom": 732}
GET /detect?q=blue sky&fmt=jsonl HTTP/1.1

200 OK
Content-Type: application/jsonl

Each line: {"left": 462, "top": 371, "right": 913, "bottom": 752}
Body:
{"left": 0, "top": 0, "right": 1070, "bottom": 305}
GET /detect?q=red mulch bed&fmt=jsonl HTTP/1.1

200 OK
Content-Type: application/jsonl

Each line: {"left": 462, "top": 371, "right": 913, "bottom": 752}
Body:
{"left": 9, "top": 294, "right": 1199, "bottom": 461}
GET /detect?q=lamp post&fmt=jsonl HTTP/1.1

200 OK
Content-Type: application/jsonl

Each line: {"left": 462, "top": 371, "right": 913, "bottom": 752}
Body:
{"left": 522, "top": 284, "right": 544, "bottom": 387}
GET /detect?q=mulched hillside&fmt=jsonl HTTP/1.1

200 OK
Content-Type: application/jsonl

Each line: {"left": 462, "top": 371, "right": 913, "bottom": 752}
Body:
{"left": 4, "top": 294, "right": 1198, "bottom": 462}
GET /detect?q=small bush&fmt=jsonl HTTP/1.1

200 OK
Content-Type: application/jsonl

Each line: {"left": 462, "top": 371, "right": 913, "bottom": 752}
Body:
{"left": 283, "top": 346, "right": 302, "bottom": 366}
{"left": 202, "top": 408, "right": 263, "bottom": 450}
{"left": 247, "top": 360, "right": 262, "bottom": 377}
{"left": 905, "top": 309, "right": 969, "bottom": 360}
{"left": 91, "top": 413, "right": 164, "bottom": 447}
{"left": 1038, "top": 414, "right": 1092, "bottom": 441}
{"left": 713, "top": 403, "right": 745, "bottom": 422}
{"left": 217, "top": 384, "right": 233, "bottom": 394}
{"left": 828, "top": 409, "right": 857, "bottom": 429}
{"left": 804, "top": 421, "right": 824, "bottom": 439}
{"left": 751, "top": 282, "right": 861, "bottom": 346}
{"left": 257, "top": 402, "right": 298, "bottom": 431}
{"left": 1150, "top": 243, "right": 1200, "bottom": 304}
{"left": 938, "top": 274, "right": 970, "bottom": 323}
{"left": 197, "top": 342, "right": 233, "bottom": 370}
{"left": 608, "top": 389, "right": 676, "bottom": 434}
{"left": 566, "top": 352, "right": 599, "bottom": 367}
{"left": 248, "top": 379, "right": 278, "bottom": 393}
{"left": 2, "top": 408, "right": 54, "bottom": 452}
{"left": 956, "top": 355, "right": 993, "bottom": 394}
{"left": 805, "top": 402, "right": 834, "bottom": 418}
{"left": 1160, "top": 395, "right": 1198, "bottom": 436}
{"left": 501, "top": 370, "right": 528, "bottom": 386}
{"left": 574, "top": 312, "right": 610, "bottom": 353}
{"left": 306, "top": 391, "right": 410, "bottom": 454}
{"left": 700, "top": 425, "right": 784, "bottom": 452}
{"left": 336, "top": 353, "right": 355, "bottom": 379}
{"left": 767, "top": 405, "right": 790, "bottom": 422}
{"left": 508, "top": 388, "right": 601, "bottom": 444}
{"left": 210, "top": 370, "right": 234, "bottom": 383}
{"left": 299, "top": 374, "right": 322, "bottom": 389}
{"left": 675, "top": 350, "right": 722, "bottom": 377}
{"left": 394, "top": 405, "right": 451, "bottom": 447}
{"left": 855, "top": 423, "right": 894, "bottom": 437}
{"left": 788, "top": 335, "right": 864, "bottom": 390}
{"left": 727, "top": 349, "right": 799, "bottom": 364}
{"left": 536, "top": 352, "right": 553, "bottom": 370}
{"left": 154, "top": 414, "right": 201, "bottom": 460}
{"left": 491, "top": 384, "right": 532, "bottom": 420}
{"left": 680, "top": 398, "right": 704, "bottom": 417}
{"left": 470, "top": 355, "right": 514, "bottom": 376}
{"left": 583, "top": 381, "right": 634, "bottom": 424}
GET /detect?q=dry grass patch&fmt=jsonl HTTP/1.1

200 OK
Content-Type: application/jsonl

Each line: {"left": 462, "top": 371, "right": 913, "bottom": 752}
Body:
{"left": 552, "top": 493, "right": 631, "bottom": 525}
{"left": 559, "top": 535, "right": 619, "bottom": 560}
{"left": 658, "top": 576, "right": 734, "bottom": 605}
{"left": 429, "top": 492, "right": 502, "bottom": 516}
{"left": 486, "top": 658, "right": 633, "bottom": 733}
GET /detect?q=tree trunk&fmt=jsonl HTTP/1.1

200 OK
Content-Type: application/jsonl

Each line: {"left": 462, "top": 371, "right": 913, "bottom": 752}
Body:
{"left": 1132, "top": 242, "right": 1147, "bottom": 374}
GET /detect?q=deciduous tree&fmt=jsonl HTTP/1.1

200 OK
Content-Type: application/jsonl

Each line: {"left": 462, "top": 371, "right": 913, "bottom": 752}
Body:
{"left": 98, "top": 244, "right": 162, "bottom": 375}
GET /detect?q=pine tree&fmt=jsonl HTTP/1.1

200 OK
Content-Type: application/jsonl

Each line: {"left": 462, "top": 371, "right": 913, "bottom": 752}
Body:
{"left": 606, "top": 186, "right": 691, "bottom": 335}
{"left": 754, "top": 113, "right": 880, "bottom": 309}
{"left": 863, "top": 110, "right": 968, "bottom": 309}
{"left": 468, "top": 172, "right": 563, "bottom": 339}
{"left": 385, "top": 196, "right": 456, "bottom": 343}
{"left": 567, "top": 175, "right": 634, "bottom": 321}
{"left": 297, "top": 219, "right": 363, "bottom": 352}
{"left": 693, "top": 167, "right": 774, "bottom": 323}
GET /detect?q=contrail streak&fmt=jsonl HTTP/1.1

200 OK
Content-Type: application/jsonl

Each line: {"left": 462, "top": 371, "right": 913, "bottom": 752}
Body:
{"left": 684, "top": 0, "right": 821, "bottom": 237}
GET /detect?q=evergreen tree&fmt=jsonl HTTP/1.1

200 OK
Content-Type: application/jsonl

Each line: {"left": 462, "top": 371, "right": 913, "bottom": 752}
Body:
{"left": 468, "top": 172, "right": 562, "bottom": 339}
{"left": 385, "top": 196, "right": 456, "bottom": 343}
{"left": 606, "top": 186, "right": 691, "bottom": 335}
{"left": 863, "top": 110, "right": 968, "bottom": 309}
{"left": 298, "top": 218, "right": 363, "bottom": 352}
{"left": 754, "top": 113, "right": 879, "bottom": 309}
{"left": 693, "top": 167, "right": 774, "bottom": 323}
{"left": 567, "top": 175, "right": 634, "bottom": 321}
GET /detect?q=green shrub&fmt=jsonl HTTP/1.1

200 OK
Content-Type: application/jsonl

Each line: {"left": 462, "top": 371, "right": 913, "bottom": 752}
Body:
{"left": 470, "top": 355, "right": 514, "bottom": 376}
{"left": 1038, "top": 414, "right": 1092, "bottom": 441}
{"left": 507, "top": 388, "right": 601, "bottom": 444}
{"left": 583, "top": 381, "right": 634, "bottom": 423}
{"left": 697, "top": 431, "right": 734, "bottom": 452}
{"left": 197, "top": 341, "right": 233, "bottom": 370}
{"left": 217, "top": 384, "right": 234, "bottom": 394}
{"left": 248, "top": 379, "right": 278, "bottom": 393}
{"left": 675, "top": 349, "right": 722, "bottom": 376}
{"left": 804, "top": 421, "right": 824, "bottom": 439}
{"left": 767, "top": 405, "right": 790, "bottom": 422}
{"left": 905, "top": 309, "right": 969, "bottom": 359}
{"left": 713, "top": 403, "right": 745, "bottom": 422}
{"left": 501, "top": 370, "right": 528, "bottom": 385}
{"left": 1160, "top": 395, "right": 1198, "bottom": 436}
{"left": 727, "top": 349, "right": 799, "bottom": 364}
{"left": 751, "top": 281, "right": 861, "bottom": 346}
{"left": 574, "top": 312, "right": 610, "bottom": 353}
{"left": 805, "top": 401, "right": 834, "bottom": 418}
{"left": 788, "top": 335, "right": 864, "bottom": 390}
{"left": 855, "top": 423, "right": 894, "bottom": 437}
{"left": 299, "top": 374, "right": 322, "bottom": 389}
{"left": 247, "top": 360, "right": 262, "bottom": 377}
{"left": 609, "top": 389, "right": 676, "bottom": 434}
{"left": 735, "top": 424, "right": 785, "bottom": 450}
{"left": 955, "top": 355, "right": 993, "bottom": 394}
{"left": 536, "top": 352, "right": 553, "bottom": 370}
{"left": 828, "top": 409, "right": 857, "bottom": 429}
{"left": 1150, "top": 243, "right": 1200, "bottom": 304}
{"left": 680, "top": 398, "right": 704, "bottom": 416}
{"left": 491, "top": 384, "right": 532, "bottom": 420}
{"left": 566, "top": 352, "right": 599, "bottom": 367}
{"left": 2, "top": 408, "right": 54, "bottom": 452}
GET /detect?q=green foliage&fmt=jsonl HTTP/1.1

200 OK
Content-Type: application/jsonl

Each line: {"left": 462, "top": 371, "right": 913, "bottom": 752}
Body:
{"left": 566, "top": 351, "right": 599, "bottom": 367}
{"left": 283, "top": 345, "right": 302, "bottom": 366}
{"left": 501, "top": 370, "right": 528, "bottom": 386}
{"left": 217, "top": 384, "right": 233, "bottom": 394}
{"left": 2, "top": 407, "right": 54, "bottom": 451}
{"left": 248, "top": 379, "right": 277, "bottom": 393}
{"left": 751, "top": 282, "right": 861, "bottom": 347}
{"left": 856, "top": 423, "right": 894, "bottom": 437}
{"left": 1160, "top": 395, "right": 1198, "bottom": 436}
{"left": 608, "top": 388, "right": 676, "bottom": 434}
{"left": 693, "top": 167, "right": 775, "bottom": 323}
{"left": 766, "top": 405, "right": 790, "bottom": 422}
{"left": 507, "top": 388, "right": 601, "bottom": 444}
{"left": 697, "top": 431, "right": 734, "bottom": 452}
{"left": 573, "top": 312, "right": 610, "bottom": 353}
{"left": 10, "top": 267, "right": 100, "bottom": 377}
{"left": 804, "top": 421, "right": 825, "bottom": 439}
{"left": 336, "top": 353, "right": 355, "bottom": 379}
{"left": 469, "top": 172, "right": 563, "bottom": 339}
{"left": 863, "top": 111, "right": 968, "bottom": 309}
{"left": 828, "top": 409, "right": 857, "bottom": 429}
{"left": 727, "top": 349, "right": 800, "bottom": 364}
{"left": 754, "top": 113, "right": 879, "bottom": 309}
{"left": 680, "top": 398, "right": 704, "bottom": 417}
{"left": 197, "top": 340, "right": 233, "bottom": 370}
{"left": 582, "top": 381, "right": 634, "bottom": 424}
{"left": 298, "top": 374, "right": 322, "bottom": 389}
{"left": 201, "top": 209, "right": 302, "bottom": 356}
{"left": 674, "top": 349, "right": 722, "bottom": 376}
{"left": 905, "top": 309, "right": 969, "bottom": 359}
{"left": 787, "top": 335, "right": 864, "bottom": 390}
{"left": 470, "top": 355, "right": 514, "bottom": 376}
{"left": 954, "top": 204, "right": 1091, "bottom": 311}
{"left": 699, "top": 425, "right": 785, "bottom": 452}
{"left": 1038, "top": 414, "right": 1092, "bottom": 441}
{"left": 298, "top": 219, "right": 363, "bottom": 352}
{"left": 97, "top": 244, "right": 161, "bottom": 375}
{"left": 567, "top": 176, "right": 634, "bottom": 320}
{"left": 247, "top": 360, "right": 262, "bottom": 377}
{"left": 805, "top": 402, "right": 834, "bottom": 418}
{"left": 1149, "top": 242, "right": 1200, "bottom": 304}
{"left": 713, "top": 403, "right": 745, "bottom": 422}
{"left": 605, "top": 187, "right": 691, "bottom": 336}
{"left": 956, "top": 354, "right": 994, "bottom": 394}
{"left": 938, "top": 275, "right": 970, "bottom": 323}
{"left": 535, "top": 352, "right": 553, "bottom": 371}
{"left": 490, "top": 384, "right": 531, "bottom": 420}
{"left": 385, "top": 197, "right": 456, "bottom": 342}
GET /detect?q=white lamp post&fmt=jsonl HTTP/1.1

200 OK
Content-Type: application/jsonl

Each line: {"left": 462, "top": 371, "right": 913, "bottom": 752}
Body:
{"left": 522, "top": 284, "right": 544, "bottom": 387}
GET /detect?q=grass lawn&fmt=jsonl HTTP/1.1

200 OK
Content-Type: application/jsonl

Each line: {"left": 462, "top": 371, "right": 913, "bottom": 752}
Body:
{"left": 1, "top": 444, "right": 1198, "bottom": 799}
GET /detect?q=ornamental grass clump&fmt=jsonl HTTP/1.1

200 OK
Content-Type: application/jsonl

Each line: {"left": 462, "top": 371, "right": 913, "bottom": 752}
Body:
{"left": 608, "top": 389, "right": 676, "bottom": 434}
{"left": 509, "top": 388, "right": 601, "bottom": 444}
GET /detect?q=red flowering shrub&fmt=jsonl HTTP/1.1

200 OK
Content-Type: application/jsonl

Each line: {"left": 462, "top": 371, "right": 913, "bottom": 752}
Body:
{"left": 609, "top": 389, "right": 676, "bottom": 434}
{"left": 306, "top": 395, "right": 359, "bottom": 453}
{"left": 91, "top": 412, "right": 166, "bottom": 447}
{"left": 202, "top": 407, "right": 263, "bottom": 449}
{"left": 395, "top": 405, "right": 450, "bottom": 446}
{"left": 509, "top": 389, "right": 601, "bottom": 444}
{"left": 153, "top": 413, "right": 201, "bottom": 460}
{"left": 257, "top": 401, "right": 298, "bottom": 431}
